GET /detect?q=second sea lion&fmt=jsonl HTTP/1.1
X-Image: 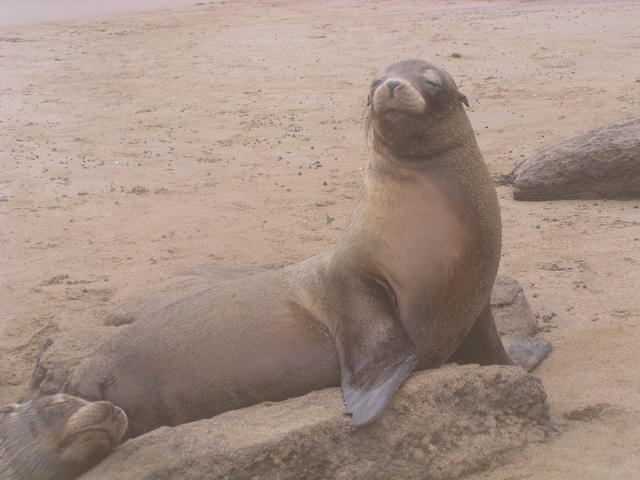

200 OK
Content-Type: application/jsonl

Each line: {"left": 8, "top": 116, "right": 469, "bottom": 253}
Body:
{"left": 0, "top": 394, "right": 127, "bottom": 480}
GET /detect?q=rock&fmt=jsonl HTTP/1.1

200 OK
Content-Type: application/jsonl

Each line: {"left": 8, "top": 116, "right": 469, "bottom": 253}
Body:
{"left": 491, "top": 274, "right": 537, "bottom": 336}
{"left": 511, "top": 117, "right": 640, "bottom": 200}
{"left": 80, "top": 365, "right": 552, "bottom": 480}
{"left": 491, "top": 275, "right": 552, "bottom": 371}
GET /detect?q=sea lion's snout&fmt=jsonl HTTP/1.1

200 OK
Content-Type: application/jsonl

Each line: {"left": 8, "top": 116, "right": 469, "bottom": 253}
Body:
{"left": 63, "top": 398, "right": 128, "bottom": 447}
{"left": 385, "top": 79, "right": 401, "bottom": 96}
{"left": 371, "top": 77, "right": 426, "bottom": 118}
{"left": 89, "top": 401, "right": 128, "bottom": 437}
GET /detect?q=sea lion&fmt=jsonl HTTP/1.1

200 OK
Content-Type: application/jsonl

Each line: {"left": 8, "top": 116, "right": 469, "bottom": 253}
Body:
{"left": 64, "top": 58, "right": 520, "bottom": 437}
{"left": 0, "top": 394, "right": 127, "bottom": 480}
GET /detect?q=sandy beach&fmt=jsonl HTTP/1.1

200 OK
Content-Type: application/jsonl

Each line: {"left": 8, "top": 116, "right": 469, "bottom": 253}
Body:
{"left": 1, "top": 0, "right": 639, "bottom": 478}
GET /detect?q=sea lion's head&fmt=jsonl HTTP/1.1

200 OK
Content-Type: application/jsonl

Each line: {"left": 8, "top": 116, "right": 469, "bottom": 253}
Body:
{"left": 0, "top": 394, "right": 127, "bottom": 480}
{"left": 367, "top": 59, "right": 471, "bottom": 159}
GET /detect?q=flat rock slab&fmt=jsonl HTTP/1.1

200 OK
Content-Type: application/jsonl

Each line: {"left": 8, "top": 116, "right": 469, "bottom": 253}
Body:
{"left": 80, "top": 365, "right": 552, "bottom": 480}
{"left": 491, "top": 275, "right": 551, "bottom": 371}
{"left": 511, "top": 117, "right": 640, "bottom": 200}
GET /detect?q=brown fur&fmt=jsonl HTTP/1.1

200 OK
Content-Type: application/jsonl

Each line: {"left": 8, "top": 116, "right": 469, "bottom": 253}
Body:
{"left": 65, "top": 59, "right": 509, "bottom": 435}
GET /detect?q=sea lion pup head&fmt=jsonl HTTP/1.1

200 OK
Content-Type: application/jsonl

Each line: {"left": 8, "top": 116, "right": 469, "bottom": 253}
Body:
{"left": 0, "top": 394, "right": 127, "bottom": 480}
{"left": 367, "top": 58, "right": 470, "bottom": 159}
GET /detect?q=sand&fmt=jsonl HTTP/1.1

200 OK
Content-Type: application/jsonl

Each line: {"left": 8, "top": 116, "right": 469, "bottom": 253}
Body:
{"left": 1, "top": 0, "right": 639, "bottom": 478}
{"left": 0, "top": 0, "right": 200, "bottom": 28}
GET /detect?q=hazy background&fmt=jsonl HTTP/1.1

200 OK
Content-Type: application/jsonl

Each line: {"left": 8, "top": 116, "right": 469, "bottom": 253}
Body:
{"left": 0, "top": 0, "right": 202, "bottom": 27}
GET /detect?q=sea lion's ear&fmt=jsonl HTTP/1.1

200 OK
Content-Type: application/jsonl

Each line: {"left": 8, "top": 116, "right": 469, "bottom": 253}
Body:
{"left": 460, "top": 92, "right": 469, "bottom": 107}
{"left": 366, "top": 94, "right": 371, "bottom": 107}
{"left": 330, "top": 275, "right": 417, "bottom": 425}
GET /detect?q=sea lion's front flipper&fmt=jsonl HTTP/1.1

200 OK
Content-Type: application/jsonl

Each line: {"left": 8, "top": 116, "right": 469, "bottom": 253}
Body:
{"left": 342, "top": 347, "right": 417, "bottom": 425}
{"left": 331, "top": 275, "right": 417, "bottom": 425}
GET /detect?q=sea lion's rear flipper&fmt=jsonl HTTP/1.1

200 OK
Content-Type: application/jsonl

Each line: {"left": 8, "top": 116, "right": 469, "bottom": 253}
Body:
{"left": 332, "top": 276, "right": 417, "bottom": 425}
{"left": 449, "top": 304, "right": 513, "bottom": 366}
{"left": 448, "top": 304, "right": 551, "bottom": 371}
{"left": 501, "top": 335, "right": 552, "bottom": 371}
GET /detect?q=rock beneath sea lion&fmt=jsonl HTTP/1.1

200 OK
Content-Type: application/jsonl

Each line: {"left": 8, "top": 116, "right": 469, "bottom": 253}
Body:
{"left": 511, "top": 117, "right": 640, "bottom": 200}
{"left": 491, "top": 275, "right": 552, "bottom": 371}
{"left": 491, "top": 274, "right": 537, "bottom": 337}
{"left": 80, "top": 365, "right": 552, "bottom": 480}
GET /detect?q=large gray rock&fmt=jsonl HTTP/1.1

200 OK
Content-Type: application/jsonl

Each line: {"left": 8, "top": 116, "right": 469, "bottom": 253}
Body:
{"left": 491, "top": 274, "right": 537, "bottom": 337}
{"left": 511, "top": 117, "right": 640, "bottom": 200}
{"left": 80, "top": 365, "right": 552, "bottom": 480}
{"left": 491, "top": 275, "right": 551, "bottom": 371}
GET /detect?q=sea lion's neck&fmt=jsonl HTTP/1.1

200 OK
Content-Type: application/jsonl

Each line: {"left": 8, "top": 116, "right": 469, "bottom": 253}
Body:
{"left": 368, "top": 131, "right": 482, "bottom": 183}
{"left": 372, "top": 133, "right": 457, "bottom": 164}
{"left": 338, "top": 128, "right": 497, "bottom": 265}
{"left": 339, "top": 139, "right": 474, "bottom": 253}
{"left": 371, "top": 108, "right": 474, "bottom": 162}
